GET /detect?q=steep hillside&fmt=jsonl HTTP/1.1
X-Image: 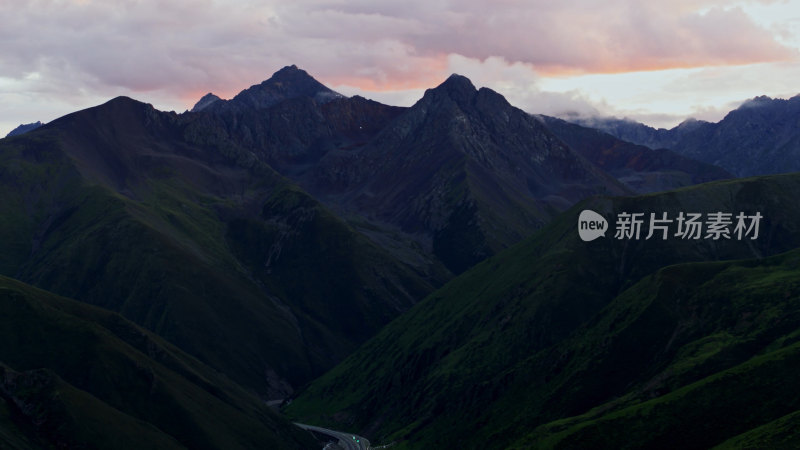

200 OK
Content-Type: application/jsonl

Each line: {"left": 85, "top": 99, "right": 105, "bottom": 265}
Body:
{"left": 312, "top": 75, "right": 629, "bottom": 272}
{"left": 510, "top": 249, "right": 800, "bottom": 449}
{"left": 0, "top": 96, "right": 436, "bottom": 398}
{"left": 540, "top": 115, "right": 732, "bottom": 192}
{"left": 672, "top": 95, "right": 800, "bottom": 177}
{"left": 0, "top": 275, "right": 315, "bottom": 449}
{"left": 574, "top": 95, "right": 800, "bottom": 177}
{"left": 288, "top": 172, "right": 800, "bottom": 449}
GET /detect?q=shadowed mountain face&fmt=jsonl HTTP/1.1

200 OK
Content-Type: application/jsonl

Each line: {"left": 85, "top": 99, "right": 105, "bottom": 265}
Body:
{"left": 0, "top": 65, "right": 777, "bottom": 449}
{"left": 288, "top": 172, "right": 800, "bottom": 449}
{"left": 5, "top": 121, "right": 43, "bottom": 138}
{"left": 196, "top": 65, "right": 344, "bottom": 113}
{"left": 0, "top": 69, "right": 732, "bottom": 399}
{"left": 0, "top": 96, "right": 435, "bottom": 400}
{"left": 540, "top": 115, "right": 732, "bottom": 192}
{"left": 183, "top": 68, "right": 729, "bottom": 274}
{"left": 572, "top": 115, "right": 707, "bottom": 151}
{"left": 310, "top": 75, "right": 630, "bottom": 272}
{"left": 0, "top": 276, "right": 316, "bottom": 450}
{"left": 191, "top": 93, "right": 222, "bottom": 112}
{"left": 574, "top": 94, "right": 800, "bottom": 177}
{"left": 671, "top": 95, "right": 800, "bottom": 177}
{"left": 201, "top": 73, "right": 633, "bottom": 273}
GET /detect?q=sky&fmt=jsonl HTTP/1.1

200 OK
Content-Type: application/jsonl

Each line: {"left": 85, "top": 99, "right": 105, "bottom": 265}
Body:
{"left": 2, "top": 0, "right": 800, "bottom": 137}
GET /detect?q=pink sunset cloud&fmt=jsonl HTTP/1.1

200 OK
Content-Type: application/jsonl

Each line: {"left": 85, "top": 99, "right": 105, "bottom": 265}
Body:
{"left": 1, "top": 0, "right": 798, "bottom": 136}
{"left": 2, "top": 0, "right": 793, "bottom": 96}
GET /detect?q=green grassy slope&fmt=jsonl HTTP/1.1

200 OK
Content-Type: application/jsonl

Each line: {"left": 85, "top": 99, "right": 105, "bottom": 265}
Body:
{"left": 509, "top": 248, "right": 800, "bottom": 449}
{"left": 712, "top": 409, "right": 800, "bottom": 449}
{"left": 287, "top": 173, "right": 800, "bottom": 449}
{"left": 0, "top": 275, "right": 316, "bottom": 449}
{"left": 0, "top": 97, "right": 436, "bottom": 397}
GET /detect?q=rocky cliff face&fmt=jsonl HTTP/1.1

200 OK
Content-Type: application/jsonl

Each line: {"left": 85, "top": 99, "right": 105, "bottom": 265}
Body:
{"left": 308, "top": 74, "right": 628, "bottom": 272}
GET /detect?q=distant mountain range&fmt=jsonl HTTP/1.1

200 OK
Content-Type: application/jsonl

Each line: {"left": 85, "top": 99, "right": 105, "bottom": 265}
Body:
{"left": 539, "top": 115, "right": 732, "bottom": 192}
{"left": 1, "top": 66, "right": 796, "bottom": 448}
{"left": 572, "top": 94, "right": 800, "bottom": 177}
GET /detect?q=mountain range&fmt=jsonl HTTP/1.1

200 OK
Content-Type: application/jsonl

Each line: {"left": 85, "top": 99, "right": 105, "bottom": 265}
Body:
{"left": 182, "top": 66, "right": 731, "bottom": 274}
{"left": 538, "top": 115, "right": 732, "bottom": 192}
{"left": 1, "top": 65, "right": 797, "bottom": 448}
{"left": 573, "top": 94, "right": 800, "bottom": 177}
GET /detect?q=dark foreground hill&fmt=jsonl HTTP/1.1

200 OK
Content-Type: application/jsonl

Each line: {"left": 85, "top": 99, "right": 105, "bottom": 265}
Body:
{"left": 0, "top": 96, "right": 435, "bottom": 399}
{"left": 0, "top": 276, "right": 315, "bottom": 449}
{"left": 287, "top": 172, "right": 800, "bottom": 449}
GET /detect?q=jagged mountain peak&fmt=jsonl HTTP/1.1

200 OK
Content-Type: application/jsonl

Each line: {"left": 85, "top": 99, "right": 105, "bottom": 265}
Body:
{"left": 238, "top": 65, "right": 344, "bottom": 106}
{"left": 441, "top": 73, "right": 476, "bottom": 90}
{"left": 419, "top": 74, "right": 513, "bottom": 113}
{"left": 5, "top": 121, "right": 44, "bottom": 138}
{"left": 104, "top": 95, "right": 148, "bottom": 107}
{"left": 410, "top": 75, "right": 514, "bottom": 124}
{"left": 269, "top": 64, "right": 309, "bottom": 81}
{"left": 192, "top": 65, "right": 344, "bottom": 113}
{"left": 674, "top": 117, "right": 707, "bottom": 132}
{"left": 740, "top": 94, "right": 775, "bottom": 107}
{"left": 191, "top": 93, "right": 222, "bottom": 112}
{"left": 422, "top": 73, "right": 478, "bottom": 102}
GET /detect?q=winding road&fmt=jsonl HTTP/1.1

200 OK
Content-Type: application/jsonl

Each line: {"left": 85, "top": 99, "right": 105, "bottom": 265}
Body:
{"left": 294, "top": 422, "right": 371, "bottom": 450}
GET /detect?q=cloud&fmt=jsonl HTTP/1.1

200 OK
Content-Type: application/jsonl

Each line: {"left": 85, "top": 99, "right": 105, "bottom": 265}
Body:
{"left": 285, "top": 0, "right": 796, "bottom": 76}
{"left": 1, "top": 0, "right": 798, "bottom": 136}
{"left": 441, "top": 54, "right": 604, "bottom": 117}
{"left": 2, "top": 0, "right": 794, "bottom": 97}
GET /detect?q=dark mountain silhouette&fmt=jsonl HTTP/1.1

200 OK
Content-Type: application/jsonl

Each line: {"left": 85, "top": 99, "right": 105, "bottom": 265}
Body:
{"left": 186, "top": 69, "right": 639, "bottom": 274}
{"left": 672, "top": 95, "right": 800, "bottom": 176}
{"left": 574, "top": 94, "right": 800, "bottom": 177}
{"left": 0, "top": 276, "right": 315, "bottom": 449}
{"left": 4, "top": 65, "right": 794, "bottom": 449}
{"left": 0, "top": 95, "right": 435, "bottom": 402}
{"left": 310, "top": 74, "right": 630, "bottom": 272}
{"left": 5, "top": 121, "right": 43, "bottom": 137}
{"left": 190, "top": 92, "right": 222, "bottom": 112}
{"left": 572, "top": 115, "right": 707, "bottom": 150}
{"left": 539, "top": 115, "right": 732, "bottom": 192}
{"left": 200, "top": 65, "right": 344, "bottom": 113}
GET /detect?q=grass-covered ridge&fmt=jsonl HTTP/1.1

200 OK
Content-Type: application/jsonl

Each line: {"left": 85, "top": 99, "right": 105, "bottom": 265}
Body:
{"left": 0, "top": 96, "right": 437, "bottom": 398}
{"left": 287, "top": 172, "right": 800, "bottom": 449}
{"left": 0, "top": 275, "right": 316, "bottom": 449}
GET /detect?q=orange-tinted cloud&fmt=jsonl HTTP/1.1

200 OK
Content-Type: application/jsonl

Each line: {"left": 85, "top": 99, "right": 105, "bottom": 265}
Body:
{"left": 0, "top": 0, "right": 797, "bottom": 131}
